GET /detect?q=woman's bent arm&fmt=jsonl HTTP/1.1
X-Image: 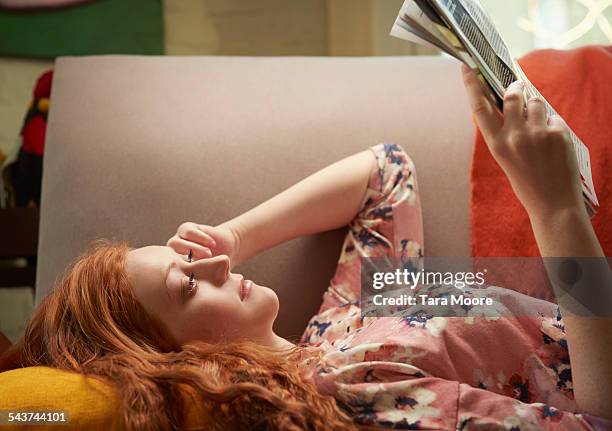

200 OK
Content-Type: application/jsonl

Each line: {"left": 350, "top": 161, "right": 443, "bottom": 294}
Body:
{"left": 219, "top": 149, "right": 376, "bottom": 267}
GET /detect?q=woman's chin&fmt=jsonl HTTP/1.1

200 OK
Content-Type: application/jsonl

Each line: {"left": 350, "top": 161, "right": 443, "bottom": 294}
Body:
{"left": 252, "top": 282, "right": 280, "bottom": 318}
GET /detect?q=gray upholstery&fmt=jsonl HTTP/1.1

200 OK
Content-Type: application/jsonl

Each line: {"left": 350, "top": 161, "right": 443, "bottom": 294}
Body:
{"left": 37, "top": 55, "right": 474, "bottom": 339}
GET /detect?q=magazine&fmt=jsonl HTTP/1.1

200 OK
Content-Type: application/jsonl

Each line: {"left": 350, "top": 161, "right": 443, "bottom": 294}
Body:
{"left": 390, "top": 0, "right": 599, "bottom": 217}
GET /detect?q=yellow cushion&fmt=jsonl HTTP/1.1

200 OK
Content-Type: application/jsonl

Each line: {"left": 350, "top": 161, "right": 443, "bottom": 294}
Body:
{"left": 0, "top": 366, "right": 121, "bottom": 430}
{"left": 0, "top": 366, "right": 210, "bottom": 430}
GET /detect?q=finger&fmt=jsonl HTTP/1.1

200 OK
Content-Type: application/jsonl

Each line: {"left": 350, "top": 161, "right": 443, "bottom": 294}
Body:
{"left": 502, "top": 80, "right": 526, "bottom": 128}
{"left": 179, "top": 226, "right": 216, "bottom": 247}
{"left": 548, "top": 115, "right": 572, "bottom": 143}
{"left": 167, "top": 237, "right": 212, "bottom": 259}
{"left": 195, "top": 225, "right": 217, "bottom": 247}
{"left": 547, "top": 114, "right": 570, "bottom": 134}
{"left": 526, "top": 96, "right": 547, "bottom": 126}
{"left": 461, "top": 65, "right": 503, "bottom": 140}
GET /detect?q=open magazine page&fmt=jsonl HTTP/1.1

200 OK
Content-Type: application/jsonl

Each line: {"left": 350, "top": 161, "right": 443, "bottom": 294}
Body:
{"left": 429, "top": 0, "right": 517, "bottom": 96}
{"left": 404, "top": 1, "right": 481, "bottom": 70}
{"left": 391, "top": 0, "right": 510, "bottom": 108}
{"left": 455, "top": 0, "right": 515, "bottom": 69}
{"left": 391, "top": 16, "right": 459, "bottom": 58}
{"left": 389, "top": 0, "right": 599, "bottom": 216}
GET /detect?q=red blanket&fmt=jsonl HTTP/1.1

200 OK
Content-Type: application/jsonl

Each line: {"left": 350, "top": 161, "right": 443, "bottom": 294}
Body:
{"left": 471, "top": 46, "right": 612, "bottom": 260}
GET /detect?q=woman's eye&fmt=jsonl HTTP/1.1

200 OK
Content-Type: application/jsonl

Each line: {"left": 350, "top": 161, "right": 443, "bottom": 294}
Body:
{"left": 182, "top": 272, "right": 198, "bottom": 300}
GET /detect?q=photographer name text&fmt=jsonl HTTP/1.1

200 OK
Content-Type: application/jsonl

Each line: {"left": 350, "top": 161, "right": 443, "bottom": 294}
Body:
{"left": 372, "top": 293, "right": 493, "bottom": 306}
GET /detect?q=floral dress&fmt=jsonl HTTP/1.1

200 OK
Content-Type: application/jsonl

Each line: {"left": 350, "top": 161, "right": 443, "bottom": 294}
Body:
{"left": 302, "top": 143, "right": 611, "bottom": 430}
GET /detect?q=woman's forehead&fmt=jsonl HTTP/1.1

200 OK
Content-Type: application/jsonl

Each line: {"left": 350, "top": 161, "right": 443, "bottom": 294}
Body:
{"left": 129, "top": 245, "right": 219, "bottom": 263}
{"left": 129, "top": 245, "right": 177, "bottom": 259}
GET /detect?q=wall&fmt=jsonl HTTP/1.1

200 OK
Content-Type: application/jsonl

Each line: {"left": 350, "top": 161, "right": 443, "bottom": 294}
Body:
{"left": 164, "top": 0, "right": 329, "bottom": 56}
{"left": 327, "top": 0, "right": 436, "bottom": 56}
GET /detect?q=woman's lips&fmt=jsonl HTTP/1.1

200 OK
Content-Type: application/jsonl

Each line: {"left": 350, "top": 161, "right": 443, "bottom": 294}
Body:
{"left": 240, "top": 279, "right": 252, "bottom": 301}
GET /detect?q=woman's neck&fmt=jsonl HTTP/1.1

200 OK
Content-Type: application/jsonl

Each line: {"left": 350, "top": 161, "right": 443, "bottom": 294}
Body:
{"left": 267, "top": 333, "right": 296, "bottom": 350}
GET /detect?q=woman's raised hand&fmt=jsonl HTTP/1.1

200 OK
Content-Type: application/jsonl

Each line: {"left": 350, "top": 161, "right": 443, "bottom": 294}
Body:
{"left": 461, "top": 64, "right": 586, "bottom": 220}
{"left": 166, "top": 222, "right": 241, "bottom": 266}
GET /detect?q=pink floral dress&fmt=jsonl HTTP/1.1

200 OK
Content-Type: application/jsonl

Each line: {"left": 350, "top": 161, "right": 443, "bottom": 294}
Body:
{"left": 301, "top": 143, "right": 611, "bottom": 430}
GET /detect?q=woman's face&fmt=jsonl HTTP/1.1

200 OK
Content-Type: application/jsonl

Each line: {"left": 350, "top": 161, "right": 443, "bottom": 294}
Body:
{"left": 126, "top": 246, "right": 279, "bottom": 346}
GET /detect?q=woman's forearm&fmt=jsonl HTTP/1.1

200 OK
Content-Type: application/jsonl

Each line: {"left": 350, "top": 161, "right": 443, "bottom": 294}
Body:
{"left": 529, "top": 206, "right": 603, "bottom": 257}
{"left": 529, "top": 208, "right": 612, "bottom": 419}
{"left": 218, "top": 149, "right": 376, "bottom": 267}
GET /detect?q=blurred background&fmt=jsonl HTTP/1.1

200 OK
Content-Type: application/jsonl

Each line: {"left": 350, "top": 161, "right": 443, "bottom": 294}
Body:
{"left": 0, "top": 0, "right": 610, "bottom": 343}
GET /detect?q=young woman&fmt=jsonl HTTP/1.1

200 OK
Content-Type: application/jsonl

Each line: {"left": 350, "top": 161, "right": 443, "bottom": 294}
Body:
{"left": 1, "top": 65, "right": 610, "bottom": 431}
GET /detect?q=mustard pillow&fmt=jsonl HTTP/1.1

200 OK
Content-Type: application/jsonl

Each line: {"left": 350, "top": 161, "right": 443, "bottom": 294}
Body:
{"left": 0, "top": 366, "right": 209, "bottom": 430}
{"left": 0, "top": 366, "right": 120, "bottom": 431}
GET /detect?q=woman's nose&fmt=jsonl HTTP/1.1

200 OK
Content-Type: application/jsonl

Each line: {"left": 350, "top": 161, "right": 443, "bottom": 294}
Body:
{"left": 216, "top": 255, "right": 230, "bottom": 284}
{"left": 191, "top": 254, "right": 230, "bottom": 286}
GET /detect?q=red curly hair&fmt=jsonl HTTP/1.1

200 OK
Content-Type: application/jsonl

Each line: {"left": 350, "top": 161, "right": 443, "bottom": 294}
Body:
{"left": 0, "top": 240, "right": 358, "bottom": 431}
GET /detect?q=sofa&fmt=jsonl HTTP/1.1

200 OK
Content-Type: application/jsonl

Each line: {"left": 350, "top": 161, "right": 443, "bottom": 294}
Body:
{"left": 1, "top": 54, "right": 474, "bottom": 429}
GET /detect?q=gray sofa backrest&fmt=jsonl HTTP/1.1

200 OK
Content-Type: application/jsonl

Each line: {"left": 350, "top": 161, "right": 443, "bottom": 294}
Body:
{"left": 38, "top": 55, "right": 474, "bottom": 338}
